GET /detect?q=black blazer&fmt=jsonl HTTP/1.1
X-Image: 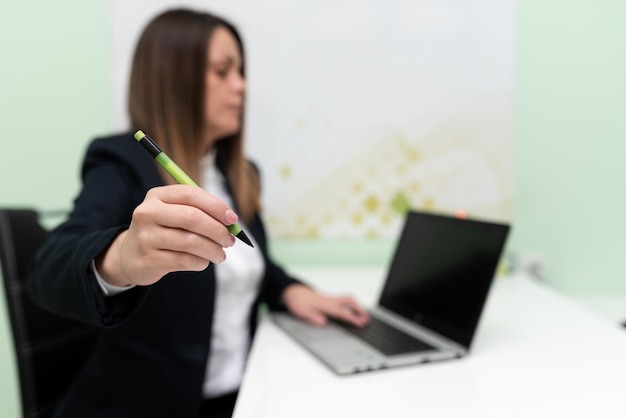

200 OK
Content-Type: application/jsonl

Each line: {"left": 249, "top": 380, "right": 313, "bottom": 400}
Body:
{"left": 27, "top": 133, "right": 300, "bottom": 418}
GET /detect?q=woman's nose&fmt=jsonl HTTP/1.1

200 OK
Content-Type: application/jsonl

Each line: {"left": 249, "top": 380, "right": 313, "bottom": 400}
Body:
{"left": 232, "top": 73, "right": 246, "bottom": 93}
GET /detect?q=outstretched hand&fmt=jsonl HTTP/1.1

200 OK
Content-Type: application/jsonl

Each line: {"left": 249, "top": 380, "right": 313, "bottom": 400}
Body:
{"left": 281, "top": 284, "right": 370, "bottom": 327}
{"left": 96, "top": 184, "right": 238, "bottom": 287}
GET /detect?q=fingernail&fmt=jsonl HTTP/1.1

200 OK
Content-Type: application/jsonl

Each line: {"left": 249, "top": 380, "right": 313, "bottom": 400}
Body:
{"left": 226, "top": 235, "right": 236, "bottom": 247}
{"left": 225, "top": 209, "right": 239, "bottom": 224}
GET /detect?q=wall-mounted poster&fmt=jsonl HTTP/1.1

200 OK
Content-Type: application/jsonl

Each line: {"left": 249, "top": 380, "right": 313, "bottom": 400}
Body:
{"left": 111, "top": 0, "right": 514, "bottom": 239}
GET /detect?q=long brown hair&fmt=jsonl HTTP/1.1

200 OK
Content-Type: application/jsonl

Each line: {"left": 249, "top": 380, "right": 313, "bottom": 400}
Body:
{"left": 128, "top": 8, "right": 260, "bottom": 223}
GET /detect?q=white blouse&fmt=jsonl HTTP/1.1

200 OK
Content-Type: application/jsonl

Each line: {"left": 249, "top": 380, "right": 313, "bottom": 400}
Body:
{"left": 200, "top": 152, "right": 265, "bottom": 398}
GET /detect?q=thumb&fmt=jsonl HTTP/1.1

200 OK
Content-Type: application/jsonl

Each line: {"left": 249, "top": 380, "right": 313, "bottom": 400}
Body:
{"left": 301, "top": 310, "right": 327, "bottom": 327}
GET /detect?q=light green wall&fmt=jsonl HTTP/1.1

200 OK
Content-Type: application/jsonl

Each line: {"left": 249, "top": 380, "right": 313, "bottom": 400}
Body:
{"left": 0, "top": 2, "right": 110, "bottom": 417}
{"left": 0, "top": 3, "right": 110, "bottom": 211}
{"left": 512, "top": 1, "right": 626, "bottom": 292}
{"left": 1, "top": 1, "right": 625, "bottom": 416}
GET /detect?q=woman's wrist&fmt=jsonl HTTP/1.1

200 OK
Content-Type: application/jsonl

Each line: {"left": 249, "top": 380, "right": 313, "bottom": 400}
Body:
{"left": 95, "top": 230, "right": 134, "bottom": 288}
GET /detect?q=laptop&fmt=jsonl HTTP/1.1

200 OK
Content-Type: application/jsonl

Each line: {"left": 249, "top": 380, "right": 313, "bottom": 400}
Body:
{"left": 272, "top": 210, "right": 510, "bottom": 375}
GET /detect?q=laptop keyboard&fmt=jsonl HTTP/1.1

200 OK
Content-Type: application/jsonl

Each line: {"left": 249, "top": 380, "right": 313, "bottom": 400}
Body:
{"left": 332, "top": 316, "right": 435, "bottom": 356}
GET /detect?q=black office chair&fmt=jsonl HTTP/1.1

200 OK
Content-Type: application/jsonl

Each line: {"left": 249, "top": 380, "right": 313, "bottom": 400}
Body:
{"left": 0, "top": 209, "right": 99, "bottom": 418}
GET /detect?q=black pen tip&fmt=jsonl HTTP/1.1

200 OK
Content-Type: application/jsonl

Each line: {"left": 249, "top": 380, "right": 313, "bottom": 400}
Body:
{"left": 237, "top": 230, "right": 254, "bottom": 247}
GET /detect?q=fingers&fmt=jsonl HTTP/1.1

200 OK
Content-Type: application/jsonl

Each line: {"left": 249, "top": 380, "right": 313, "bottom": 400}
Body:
{"left": 139, "top": 185, "right": 239, "bottom": 248}
{"left": 141, "top": 200, "right": 236, "bottom": 249}
{"left": 283, "top": 285, "right": 370, "bottom": 328}
{"left": 148, "top": 225, "right": 228, "bottom": 263}
{"left": 336, "top": 296, "right": 369, "bottom": 319}
{"left": 149, "top": 185, "right": 238, "bottom": 227}
{"left": 324, "top": 296, "right": 370, "bottom": 327}
{"left": 300, "top": 311, "right": 328, "bottom": 327}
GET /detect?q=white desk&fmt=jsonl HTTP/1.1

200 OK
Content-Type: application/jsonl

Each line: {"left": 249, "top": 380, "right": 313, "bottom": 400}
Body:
{"left": 233, "top": 267, "right": 626, "bottom": 418}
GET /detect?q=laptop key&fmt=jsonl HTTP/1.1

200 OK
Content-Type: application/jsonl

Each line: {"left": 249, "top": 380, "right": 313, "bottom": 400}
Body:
{"left": 332, "top": 316, "right": 435, "bottom": 356}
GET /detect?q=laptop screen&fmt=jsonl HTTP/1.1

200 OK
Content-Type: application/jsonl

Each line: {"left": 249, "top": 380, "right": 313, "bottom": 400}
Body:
{"left": 378, "top": 211, "right": 510, "bottom": 349}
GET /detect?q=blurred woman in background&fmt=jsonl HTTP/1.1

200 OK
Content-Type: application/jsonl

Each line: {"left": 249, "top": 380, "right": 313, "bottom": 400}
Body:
{"left": 28, "top": 8, "right": 368, "bottom": 418}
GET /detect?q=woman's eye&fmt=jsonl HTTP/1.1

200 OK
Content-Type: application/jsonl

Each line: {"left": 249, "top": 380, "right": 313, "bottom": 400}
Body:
{"left": 216, "top": 69, "right": 228, "bottom": 78}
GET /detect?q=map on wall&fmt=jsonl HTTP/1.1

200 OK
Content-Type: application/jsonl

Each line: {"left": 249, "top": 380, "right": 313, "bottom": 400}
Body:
{"left": 111, "top": 0, "right": 514, "bottom": 239}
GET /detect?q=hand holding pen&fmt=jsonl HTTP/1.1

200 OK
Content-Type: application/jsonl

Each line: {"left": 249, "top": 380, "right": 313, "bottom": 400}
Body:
{"left": 93, "top": 131, "right": 251, "bottom": 288}
{"left": 96, "top": 185, "right": 239, "bottom": 287}
{"left": 134, "top": 130, "right": 252, "bottom": 247}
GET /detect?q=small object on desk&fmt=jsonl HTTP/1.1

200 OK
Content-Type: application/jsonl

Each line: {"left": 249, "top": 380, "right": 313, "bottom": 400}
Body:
{"left": 454, "top": 209, "right": 468, "bottom": 219}
{"left": 133, "top": 129, "right": 253, "bottom": 247}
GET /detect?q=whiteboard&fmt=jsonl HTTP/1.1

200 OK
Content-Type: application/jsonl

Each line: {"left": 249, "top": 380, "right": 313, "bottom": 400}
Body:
{"left": 110, "top": 0, "right": 514, "bottom": 239}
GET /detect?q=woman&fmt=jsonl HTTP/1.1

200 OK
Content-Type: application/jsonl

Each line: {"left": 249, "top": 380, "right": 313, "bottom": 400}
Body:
{"left": 28, "top": 8, "right": 368, "bottom": 418}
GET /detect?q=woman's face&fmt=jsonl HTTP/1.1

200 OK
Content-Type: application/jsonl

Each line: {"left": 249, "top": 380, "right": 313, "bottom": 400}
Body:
{"left": 204, "top": 26, "right": 246, "bottom": 144}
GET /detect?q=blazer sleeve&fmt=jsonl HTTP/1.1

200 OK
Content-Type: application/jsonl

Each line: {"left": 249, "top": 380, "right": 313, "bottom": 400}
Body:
{"left": 262, "top": 262, "right": 302, "bottom": 312}
{"left": 27, "top": 136, "right": 156, "bottom": 327}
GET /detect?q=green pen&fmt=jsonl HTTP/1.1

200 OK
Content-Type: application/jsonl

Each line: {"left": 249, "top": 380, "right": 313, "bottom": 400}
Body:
{"left": 134, "top": 129, "right": 253, "bottom": 247}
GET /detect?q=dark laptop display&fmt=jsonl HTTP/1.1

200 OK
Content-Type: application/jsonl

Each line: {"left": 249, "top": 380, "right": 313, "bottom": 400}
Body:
{"left": 379, "top": 211, "right": 510, "bottom": 349}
